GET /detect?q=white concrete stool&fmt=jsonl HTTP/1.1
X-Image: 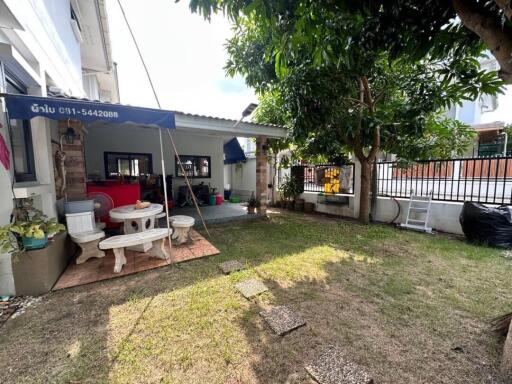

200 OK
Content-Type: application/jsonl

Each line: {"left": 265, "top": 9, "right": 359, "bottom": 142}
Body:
{"left": 70, "top": 226, "right": 106, "bottom": 264}
{"left": 169, "top": 215, "right": 195, "bottom": 245}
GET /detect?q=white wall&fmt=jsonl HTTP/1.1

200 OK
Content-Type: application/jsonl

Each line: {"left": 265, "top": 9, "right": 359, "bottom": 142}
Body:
{"left": 301, "top": 192, "right": 355, "bottom": 217}
{"left": 480, "top": 84, "right": 512, "bottom": 125}
{"left": 2, "top": 0, "right": 83, "bottom": 95}
{"left": 0, "top": 0, "right": 94, "bottom": 295}
{"left": 300, "top": 191, "right": 465, "bottom": 235}
{"left": 298, "top": 156, "right": 465, "bottom": 235}
{"left": 373, "top": 197, "right": 464, "bottom": 234}
{"left": 84, "top": 124, "right": 226, "bottom": 198}
{"left": 228, "top": 158, "right": 256, "bottom": 192}
{"left": 225, "top": 156, "right": 277, "bottom": 202}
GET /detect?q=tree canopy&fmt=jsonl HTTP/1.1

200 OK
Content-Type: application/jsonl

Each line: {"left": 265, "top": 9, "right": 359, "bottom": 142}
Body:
{"left": 186, "top": 0, "right": 505, "bottom": 223}
{"left": 189, "top": 0, "right": 512, "bottom": 83}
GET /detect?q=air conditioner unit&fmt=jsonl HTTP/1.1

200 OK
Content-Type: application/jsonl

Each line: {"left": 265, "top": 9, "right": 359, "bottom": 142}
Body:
{"left": 480, "top": 94, "right": 498, "bottom": 113}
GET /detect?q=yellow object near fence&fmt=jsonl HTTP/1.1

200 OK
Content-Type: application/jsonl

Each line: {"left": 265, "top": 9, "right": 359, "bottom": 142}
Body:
{"left": 324, "top": 167, "right": 340, "bottom": 194}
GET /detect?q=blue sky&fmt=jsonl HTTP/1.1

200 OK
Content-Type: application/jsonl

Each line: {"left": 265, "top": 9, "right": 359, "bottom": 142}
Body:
{"left": 106, "top": 0, "right": 256, "bottom": 119}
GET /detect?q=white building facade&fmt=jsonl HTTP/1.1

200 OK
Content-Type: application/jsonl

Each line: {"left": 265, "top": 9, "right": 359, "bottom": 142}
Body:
{"left": 0, "top": 0, "right": 118, "bottom": 294}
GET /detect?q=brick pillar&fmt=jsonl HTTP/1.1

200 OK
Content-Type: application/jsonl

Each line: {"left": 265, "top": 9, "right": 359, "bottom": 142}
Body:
{"left": 256, "top": 136, "right": 268, "bottom": 215}
{"left": 57, "top": 120, "right": 87, "bottom": 200}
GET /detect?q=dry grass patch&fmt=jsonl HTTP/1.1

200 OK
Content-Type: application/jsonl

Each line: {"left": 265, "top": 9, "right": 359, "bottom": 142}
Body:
{"left": 0, "top": 211, "right": 511, "bottom": 383}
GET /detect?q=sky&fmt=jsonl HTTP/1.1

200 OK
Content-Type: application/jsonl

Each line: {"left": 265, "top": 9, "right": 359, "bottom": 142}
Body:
{"left": 105, "top": 0, "right": 256, "bottom": 119}
{"left": 104, "top": 0, "right": 512, "bottom": 125}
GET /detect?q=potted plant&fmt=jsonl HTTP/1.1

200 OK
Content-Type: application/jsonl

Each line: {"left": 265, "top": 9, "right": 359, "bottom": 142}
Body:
{"left": 10, "top": 217, "right": 65, "bottom": 250}
{"left": 0, "top": 199, "right": 66, "bottom": 255}
{"left": 279, "top": 175, "right": 302, "bottom": 209}
{"left": 2, "top": 199, "right": 69, "bottom": 296}
{"left": 247, "top": 192, "right": 260, "bottom": 214}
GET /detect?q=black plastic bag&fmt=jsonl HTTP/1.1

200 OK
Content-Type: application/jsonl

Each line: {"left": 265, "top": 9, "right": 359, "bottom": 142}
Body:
{"left": 460, "top": 202, "right": 512, "bottom": 248}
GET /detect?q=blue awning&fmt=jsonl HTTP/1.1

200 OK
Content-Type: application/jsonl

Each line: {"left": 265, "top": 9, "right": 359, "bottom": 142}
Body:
{"left": 224, "top": 137, "right": 246, "bottom": 164}
{"left": 2, "top": 93, "right": 175, "bottom": 129}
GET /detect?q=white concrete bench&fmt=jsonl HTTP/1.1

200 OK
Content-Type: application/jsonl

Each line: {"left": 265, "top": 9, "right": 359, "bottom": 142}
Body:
{"left": 99, "top": 228, "right": 172, "bottom": 273}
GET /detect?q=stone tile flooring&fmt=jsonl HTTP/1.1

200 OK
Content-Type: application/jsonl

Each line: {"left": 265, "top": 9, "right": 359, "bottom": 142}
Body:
{"left": 218, "top": 260, "right": 245, "bottom": 274}
{"left": 53, "top": 230, "right": 219, "bottom": 290}
{"left": 259, "top": 306, "right": 306, "bottom": 335}
{"left": 170, "top": 203, "right": 259, "bottom": 224}
{"left": 234, "top": 279, "right": 268, "bottom": 299}
{"left": 305, "top": 345, "right": 374, "bottom": 384}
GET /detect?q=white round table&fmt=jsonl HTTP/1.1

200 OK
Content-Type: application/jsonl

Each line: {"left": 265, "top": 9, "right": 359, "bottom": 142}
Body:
{"left": 109, "top": 203, "right": 163, "bottom": 252}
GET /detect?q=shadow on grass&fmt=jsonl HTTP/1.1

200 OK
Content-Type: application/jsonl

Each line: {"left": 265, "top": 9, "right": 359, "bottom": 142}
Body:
{"left": 0, "top": 210, "right": 509, "bottom": 383}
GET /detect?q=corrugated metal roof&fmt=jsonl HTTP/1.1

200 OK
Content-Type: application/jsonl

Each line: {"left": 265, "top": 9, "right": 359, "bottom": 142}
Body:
{"left": 47, "top": 90, "right": 284, "bottom": 129}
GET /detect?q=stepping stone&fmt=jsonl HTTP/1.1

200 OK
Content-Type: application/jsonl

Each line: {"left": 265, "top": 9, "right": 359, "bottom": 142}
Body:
{"left": 235, "top": 279, "right": 268, "bottom": 299}
{"left": 305, "top": 345, "right": 374, "bottom": 384}
{"left": 218, "top": 260, "right": 245, "bottom": 274}
{"left": 260, "top": 305, "right": 306, "bottom": 335}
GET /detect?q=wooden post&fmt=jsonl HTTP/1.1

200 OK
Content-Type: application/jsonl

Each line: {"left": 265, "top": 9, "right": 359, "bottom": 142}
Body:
{"left": 57, "top": 120, "right": 87, "bottom": 200}
{"left": 256, "top": 136, "right": 268, "bottom": 215}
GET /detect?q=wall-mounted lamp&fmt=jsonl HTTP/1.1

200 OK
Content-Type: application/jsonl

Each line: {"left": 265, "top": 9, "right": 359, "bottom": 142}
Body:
{"left": 64, "top": 126, "right": 77, "bottom": 145}
{"left": 60, "top": 119, "right": 78, "bottom": 149}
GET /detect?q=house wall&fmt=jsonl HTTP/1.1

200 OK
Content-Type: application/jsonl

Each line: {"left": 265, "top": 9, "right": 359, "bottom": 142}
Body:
{"left": 1, "top": 0, "right": 84, "bottom": 95}
{"left": 455, "top": 57, "right": 511, "bottom": 127}
{"left": 0, "top": 0, "right": 108, "bottom": 295}
{"left": 227, "top": 158, "right": 256, "bottom": 192}
{"left": 479, "top": 84, "right": 512, "bottom": 125}
{"left": 0, "top": 0, "right": 85, "bottom": 295}
{"left": 83, "top": 124, "right": 226, "bottom": 199}
{"left": 224, "top": 157, "right": 277, "bottom": 201}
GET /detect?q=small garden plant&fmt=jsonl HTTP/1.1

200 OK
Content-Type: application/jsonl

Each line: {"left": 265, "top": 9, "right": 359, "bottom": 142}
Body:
{"left": 0, "top": 198, "right": 65, "bottom": 256}
{"left": 278, "top": 174, "right": 302, "bottom": 203}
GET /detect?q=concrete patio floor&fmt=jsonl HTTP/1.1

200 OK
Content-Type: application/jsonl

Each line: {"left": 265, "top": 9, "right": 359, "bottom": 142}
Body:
{"left": 169, "top": 202, "right": 262, "bottom": 224}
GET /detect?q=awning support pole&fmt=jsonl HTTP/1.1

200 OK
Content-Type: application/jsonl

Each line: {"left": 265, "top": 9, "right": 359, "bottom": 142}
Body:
{"left": 158, "top": 127, "right": 173, "bottom": 262}
{"left": 165, "top": 129, "right": 210, "bottom": 237}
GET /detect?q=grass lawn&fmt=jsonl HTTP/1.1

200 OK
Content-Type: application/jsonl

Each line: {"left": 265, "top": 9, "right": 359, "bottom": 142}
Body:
{"left": 1, "top": 210, "right": 511, "bottom": 383}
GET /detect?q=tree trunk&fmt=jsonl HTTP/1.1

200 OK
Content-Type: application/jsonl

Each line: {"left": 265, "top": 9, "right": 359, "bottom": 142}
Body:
{"left": 359, "top": 159, "right": 372, "bottom": 224}
{"left": 453, "top": 0, "right": 512, "bottom": 83}
{"left": 370, "top": 157, "right": 378, "bottom": 222}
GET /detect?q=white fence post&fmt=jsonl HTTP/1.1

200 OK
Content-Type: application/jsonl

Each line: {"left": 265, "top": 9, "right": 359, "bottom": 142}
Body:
{"left": 352, "top": 155, "right": 361, "bottom": 219}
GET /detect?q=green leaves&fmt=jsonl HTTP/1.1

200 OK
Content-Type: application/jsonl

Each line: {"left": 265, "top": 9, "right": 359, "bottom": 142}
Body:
{"left": 189, "top": 0, "right": 504, "bottom": 163}
{"left": 0, "top": 212, "right": 65, "bottom": 256}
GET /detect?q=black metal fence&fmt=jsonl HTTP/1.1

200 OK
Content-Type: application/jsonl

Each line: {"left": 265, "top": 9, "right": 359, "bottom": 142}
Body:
{"left": 377, "top": 156, "right": 512, "bottom": 204}
{"left": 296, "top": 164, "right": 355, "bottom": 194}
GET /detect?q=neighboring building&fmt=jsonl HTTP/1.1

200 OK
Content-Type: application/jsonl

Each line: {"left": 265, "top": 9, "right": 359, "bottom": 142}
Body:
{"left": 447, "top": 56, "right": 512, "bottom": 157}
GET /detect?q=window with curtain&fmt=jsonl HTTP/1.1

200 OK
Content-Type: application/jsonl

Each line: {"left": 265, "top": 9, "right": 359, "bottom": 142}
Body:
{"left": 176, "top": 155, "right": 211, "bottom": 178}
